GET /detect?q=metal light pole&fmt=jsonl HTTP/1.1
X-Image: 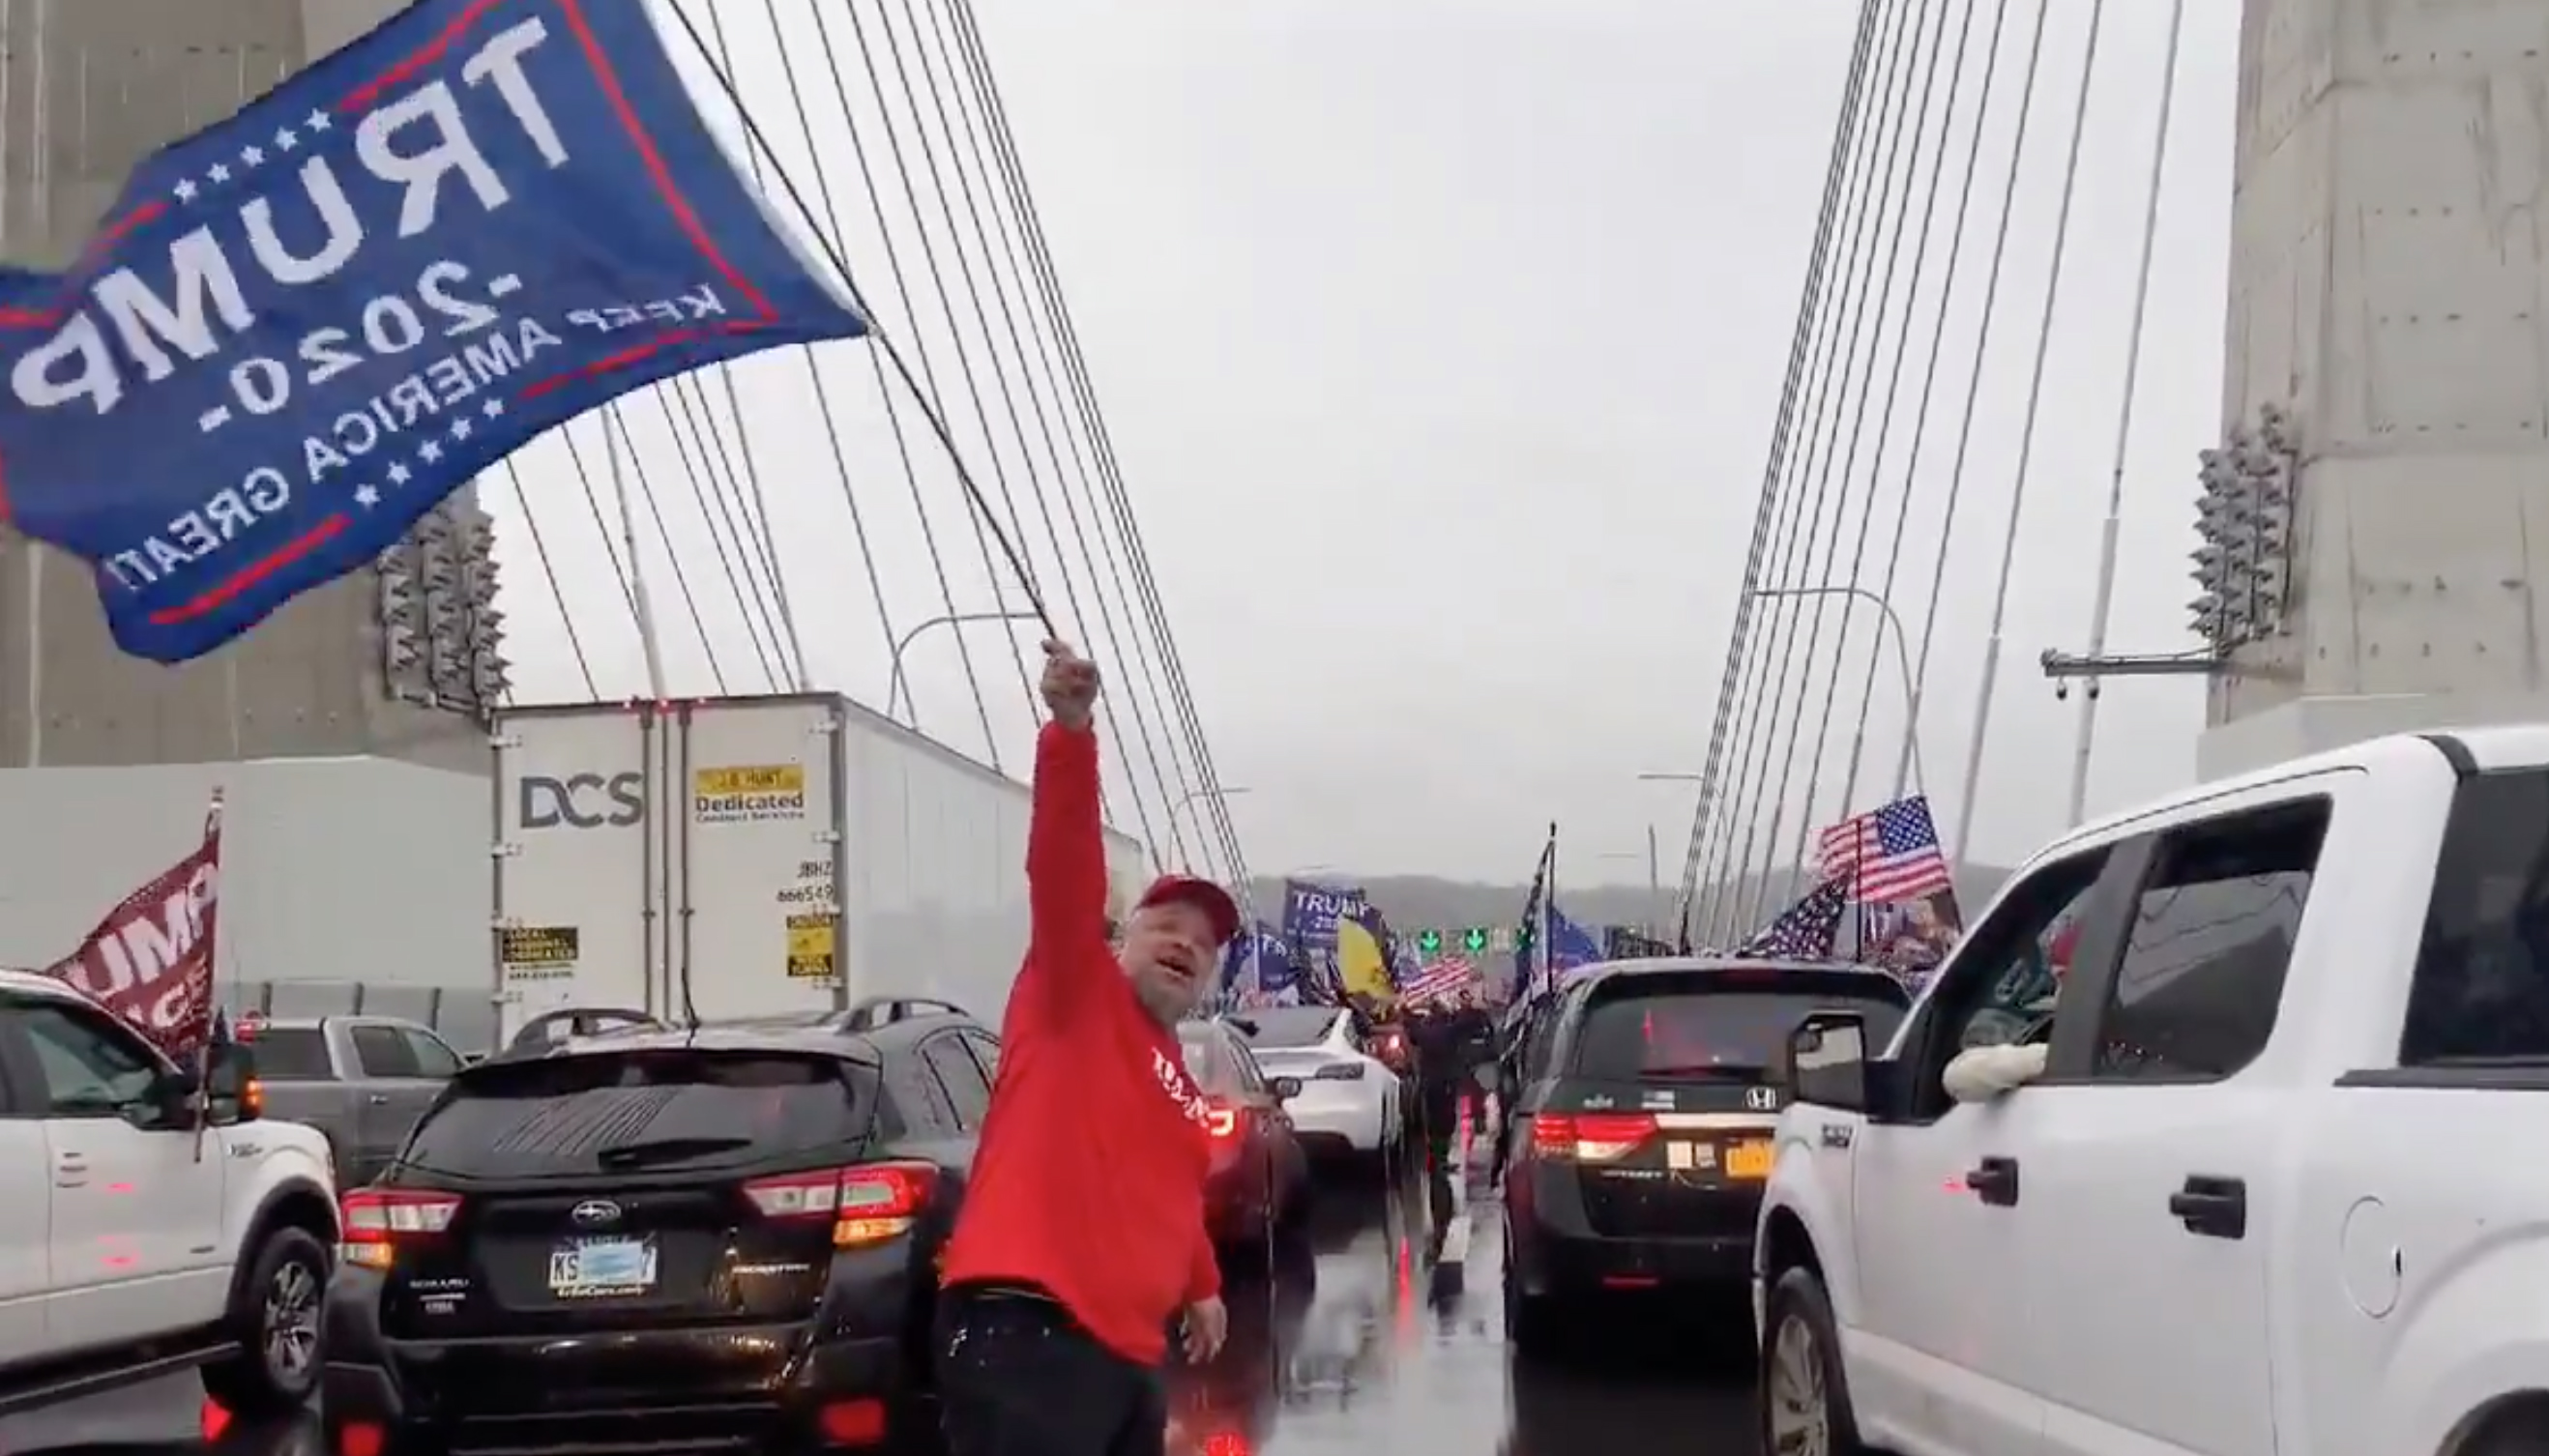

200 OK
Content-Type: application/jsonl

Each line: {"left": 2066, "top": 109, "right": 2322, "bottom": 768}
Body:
{"left": 883, "top": 609, "right": 1040, "bottom": 723}
{"left": 1747, "top": 586, "right": 1927, "bottom": 795}
{"left": 1639, "top": 772, "right": 1707, "bottom": 942}
{"left": 1171, "top": 786, "right": 1251, "bottom": 882}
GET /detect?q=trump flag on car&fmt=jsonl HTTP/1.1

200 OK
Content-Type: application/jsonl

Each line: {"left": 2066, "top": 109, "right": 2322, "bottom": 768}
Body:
{"left": 0, "top": 0, "right": 865, "bottom": 661}
{"left": 44, "top": 792, "right": 224, "bottom": 1061}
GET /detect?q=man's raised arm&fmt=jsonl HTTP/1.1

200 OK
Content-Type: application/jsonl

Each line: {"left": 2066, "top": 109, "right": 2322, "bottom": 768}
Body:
{"left": 1020, "top": 643, "right": 1110, "bottom": 1013}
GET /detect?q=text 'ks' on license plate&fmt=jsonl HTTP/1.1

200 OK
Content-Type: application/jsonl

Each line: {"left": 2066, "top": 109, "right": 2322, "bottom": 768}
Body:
{"left": 549, "top": 1237, "right": 659, "bottom": 1297}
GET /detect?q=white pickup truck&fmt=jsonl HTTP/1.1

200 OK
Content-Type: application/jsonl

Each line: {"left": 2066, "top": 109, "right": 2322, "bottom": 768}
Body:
{"left": 1753, "top": 726, "right": 2549, "bottom": 1456}
{"left": 0, "top": 970, "right": 338, "bottom": 1416}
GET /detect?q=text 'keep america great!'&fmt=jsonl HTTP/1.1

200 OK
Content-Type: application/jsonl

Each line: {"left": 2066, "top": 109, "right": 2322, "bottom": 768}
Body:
{"left": 0, "top": 0, "right": 865, "bottom": 663}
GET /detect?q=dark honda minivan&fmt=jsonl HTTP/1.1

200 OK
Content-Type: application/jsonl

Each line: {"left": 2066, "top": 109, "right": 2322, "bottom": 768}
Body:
{"left": 1500, "top": 958, "right": 1910, "bottom": 1354}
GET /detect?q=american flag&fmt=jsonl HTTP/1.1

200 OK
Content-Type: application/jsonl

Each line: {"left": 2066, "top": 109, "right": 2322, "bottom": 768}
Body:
{"left": 1816, "top": 794, "right": 1954, "bottom": 904}
{"left": 1737, "top": 877, "right": 1847, "bottom": 960}
{"left": 1399, "top": 955, "right": 1479, "bottom": 1005}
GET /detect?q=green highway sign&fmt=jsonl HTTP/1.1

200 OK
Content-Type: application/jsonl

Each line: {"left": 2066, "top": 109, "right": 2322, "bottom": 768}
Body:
{"left": 1462, "top": 926, "right": 1489, "bottom": 953}
{"left": 1416, "top": 928, "right": 1442, "bottom": 954}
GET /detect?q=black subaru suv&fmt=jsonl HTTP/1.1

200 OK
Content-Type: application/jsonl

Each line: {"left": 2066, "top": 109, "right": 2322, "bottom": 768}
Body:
{"left": 1500, "top": 958, "right": 1911, "bottom": 1354}
{"left": 321, "top": 1000, "right": 1000, "bottom": 1456}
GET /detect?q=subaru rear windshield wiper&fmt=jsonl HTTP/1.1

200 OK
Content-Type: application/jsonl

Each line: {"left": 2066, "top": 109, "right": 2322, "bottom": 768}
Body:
{"left": 594, "top": 1135, "right": 755, "bottom": 1168}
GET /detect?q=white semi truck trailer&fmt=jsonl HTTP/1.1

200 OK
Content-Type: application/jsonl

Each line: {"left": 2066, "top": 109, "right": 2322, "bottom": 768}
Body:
{"left": 488, "top": 692, "right": 1151, "bottom": 1041}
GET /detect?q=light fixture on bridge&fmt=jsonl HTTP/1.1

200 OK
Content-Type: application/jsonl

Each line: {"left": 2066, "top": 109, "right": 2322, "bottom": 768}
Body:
{"left": 371, "top": 497, "right": 512, "bottom": 717}
{"left": 2044, "top": 401, "right": 2301, "bottom": 686}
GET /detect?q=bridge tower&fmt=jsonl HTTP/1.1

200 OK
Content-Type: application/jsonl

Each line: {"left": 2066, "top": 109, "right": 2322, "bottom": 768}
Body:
{"left": 0, "top": 0, "right": 491, "bottom": 773}
{"left": 2205, "top": 2, "right": 2549, "bottom": 772}
{"left": 2041, "top": 2, "right": 2549, "bottom": 777}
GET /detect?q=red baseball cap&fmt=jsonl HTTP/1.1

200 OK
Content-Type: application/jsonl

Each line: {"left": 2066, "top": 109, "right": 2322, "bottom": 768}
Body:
{"left": 1133, "top": 875, "right": 1241, "bottom": 946}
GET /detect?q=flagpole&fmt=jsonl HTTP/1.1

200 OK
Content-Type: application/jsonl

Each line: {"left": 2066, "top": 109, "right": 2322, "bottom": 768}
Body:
{"left": 190, "top": 787, "right": 225, "bottom": 1163}
{"left": 1529, "top": 821, "right": 1549, "bottom": 1005}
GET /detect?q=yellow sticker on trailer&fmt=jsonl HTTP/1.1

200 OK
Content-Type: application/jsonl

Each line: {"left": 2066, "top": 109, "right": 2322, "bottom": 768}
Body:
{"left": 694, "top": 763, "right": 808, "bottom": 824}
{"left": 786, "top": 914, "right": 836, "bottom": 979}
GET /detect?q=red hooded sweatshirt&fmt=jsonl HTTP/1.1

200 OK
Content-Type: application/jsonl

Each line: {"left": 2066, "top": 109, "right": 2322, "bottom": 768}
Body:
{"left": 938, "top": 720, "right": 1219, "bottom": 1365}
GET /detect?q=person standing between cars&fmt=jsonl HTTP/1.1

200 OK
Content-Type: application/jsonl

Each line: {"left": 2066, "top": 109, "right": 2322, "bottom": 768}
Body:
{"left": 936, "top": 641, "right": 1241, "bottom": 1456}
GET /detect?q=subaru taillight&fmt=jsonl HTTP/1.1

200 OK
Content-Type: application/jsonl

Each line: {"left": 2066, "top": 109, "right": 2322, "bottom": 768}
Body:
{"left": 1204, "top": 1102, "right": 1242, "bottom": 1139}
{"left": 339, "top": 1188, "right": 462, "bottom": 1269}
{"left": 1527, "top": 1112, "right": 1655, "bottom": 1163}
{"left": 744, "top": 1162, "right": 936, "bottom": 1248}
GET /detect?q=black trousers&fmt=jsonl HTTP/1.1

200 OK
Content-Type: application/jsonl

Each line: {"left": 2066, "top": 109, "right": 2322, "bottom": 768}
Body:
{"left": 936, "top": 1285, "right": 1165, "bottom": 1456}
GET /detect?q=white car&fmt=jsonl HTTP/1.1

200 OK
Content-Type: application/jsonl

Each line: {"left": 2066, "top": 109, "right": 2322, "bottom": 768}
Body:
{"left": 0, "top": 970, "right": 338, "bottom": 1416}
{"left": 1233, "top": 1006, "right": 1401, "bottom": 1160}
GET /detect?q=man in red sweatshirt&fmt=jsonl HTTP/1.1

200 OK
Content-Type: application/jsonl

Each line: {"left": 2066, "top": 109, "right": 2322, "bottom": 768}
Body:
{"left": 935, "top": 640, "right": 1240, "bottom": 1456}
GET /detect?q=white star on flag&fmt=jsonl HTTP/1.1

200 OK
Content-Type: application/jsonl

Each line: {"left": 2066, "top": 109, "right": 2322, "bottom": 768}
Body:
{"left": 240, "top": 144, "right": 264, "bottom": 167}
{"left": 274, "top": 126, "right": 298, "bottom": 151}
{"left": 449, "top": 418, "right": 473, "bottom": 441}
{"left": 207, "top": 163, "right": 231, "bottom": 184}
{"left": 482, "top": 398, "right": 505, "bottom": 418}
{"left": 305, "top": 110, "right": 331, "bottom": 132}
{"left": 388, "top": 463, "right": 411, "bottom": 485}
{"left": 172, "top": 178, "right": 197, "bottom": 202}
{"left": 418, "top": 442, "right": 442, "bottom": 464}
{"left": 354, "top": 485, "right": 380, "bottom": 509}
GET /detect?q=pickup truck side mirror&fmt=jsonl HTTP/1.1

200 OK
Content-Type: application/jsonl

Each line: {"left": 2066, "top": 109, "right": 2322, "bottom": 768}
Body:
{"left": 1270, "top": 1076, "right": 1304, "bottom": 1101}
{"left": 1786, "top": 1011, "right": 1873, "bottom": 1113}
{"left": 207, "top": 1041, "right": 262, "bottom": 1122}
{"left": 459, "top": 1051, "right": 487, "bottom": 1066}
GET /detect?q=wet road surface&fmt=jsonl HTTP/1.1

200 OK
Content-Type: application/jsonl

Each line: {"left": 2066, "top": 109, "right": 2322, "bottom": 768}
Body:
{"left": 0, "top": 1154, "right": 1760, "bottom": 1456}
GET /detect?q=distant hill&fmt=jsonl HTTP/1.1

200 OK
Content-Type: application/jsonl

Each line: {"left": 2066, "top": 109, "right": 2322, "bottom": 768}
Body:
{"left": 1241, "top": 862, "right": 2015, "bottom": 944}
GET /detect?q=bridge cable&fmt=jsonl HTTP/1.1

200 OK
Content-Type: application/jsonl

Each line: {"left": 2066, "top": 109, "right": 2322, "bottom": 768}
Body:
{"left": 1689, "top": 0, "right": 1908, "bottom": 942}
{"left": 851, "top": 0, "right": 1180, "bottom": 866}
{"left": 692, "top": 0, "right": 1004, "bottom": 763}
{"left": 687, "top": 0, "right": 1203, "bottom": 867}
{"left": 1945, "top": 0, "right": 2110, "bottom": 864}
{"left": 1743, "top": 0, "right": 1948, "bottom": 919}
{"left": 1670, "top": 0, "right": 1887, "bottom": 941}
{"left": 1777, "top": 0, "right": 1967, "bottom": 879}
{"left": 903, "top": 0, "right": 1214, "bottom": 874}
{"left": 663, "top": 4, "right": 1060, "bottom": 647}
{"left": 692, "top": 0, "right": 1036, "bottom": 769}
{"left": 1887, "top": 0, "right": 2059, "bottom": 872}
{"left": 1831, "top": 0, "right": 2017, "bottom": 817}
{"left": 2065, "top": 0, "right": 2188, "bottom": 828}
{"left": 495, "top": 460, "right": 599, "bottom": 699}
{"left": 945, "top": 0, "right": 1256, "bottom": 886}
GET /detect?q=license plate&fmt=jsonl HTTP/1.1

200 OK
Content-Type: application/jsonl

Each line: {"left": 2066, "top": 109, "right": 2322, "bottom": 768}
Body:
{"left": 1726, "top": 1141, "right": 1774, "bottom": 1179}
{"left": 547, "top": 1237, "right": 658, "bottom": 1297}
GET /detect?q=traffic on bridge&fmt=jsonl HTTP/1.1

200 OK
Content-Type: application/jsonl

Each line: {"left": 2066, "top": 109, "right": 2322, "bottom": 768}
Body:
{"left": 0, "top": 0, "right": 2540, "bottom": 1453}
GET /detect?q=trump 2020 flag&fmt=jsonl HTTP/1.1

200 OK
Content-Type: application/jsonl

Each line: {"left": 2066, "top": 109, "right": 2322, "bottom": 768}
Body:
{"left": 0, "top": 0, "right": 865, "bottom": 661}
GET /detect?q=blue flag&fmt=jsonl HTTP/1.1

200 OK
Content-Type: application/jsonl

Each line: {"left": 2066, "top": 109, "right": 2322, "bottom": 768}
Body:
{"left": 0, "top": 0, "right": 865, "bottom": 661}
{"left": 1547, "top": 905, "right": 1603, "bottom": 979}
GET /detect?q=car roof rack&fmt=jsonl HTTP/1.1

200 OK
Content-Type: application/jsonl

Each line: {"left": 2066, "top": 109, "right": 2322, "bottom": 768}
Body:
{"left": 495, "top": 1006, "right": 669, "bottom": 1058}
{"left": 824, "top": 997, "right": 970, "bottom": 1034}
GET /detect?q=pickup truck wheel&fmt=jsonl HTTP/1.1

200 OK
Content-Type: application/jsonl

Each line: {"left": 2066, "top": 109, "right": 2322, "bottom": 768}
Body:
{"left": 1760, "top": 1266, "right": 1864, "bottom": 1456}
{"left": 201, "top": 1226, "right": 329, "bottom": 1417}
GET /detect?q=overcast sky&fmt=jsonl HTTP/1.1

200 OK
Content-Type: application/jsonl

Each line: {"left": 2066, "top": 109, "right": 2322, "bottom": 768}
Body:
{"left": 490, "top": 0, "right": 2241, "bottom": 890}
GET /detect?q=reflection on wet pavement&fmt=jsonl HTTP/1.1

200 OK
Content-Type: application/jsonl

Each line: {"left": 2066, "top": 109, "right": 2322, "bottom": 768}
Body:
{"left": 0, "top": 1157, "right": 1758, "bottom": 1456}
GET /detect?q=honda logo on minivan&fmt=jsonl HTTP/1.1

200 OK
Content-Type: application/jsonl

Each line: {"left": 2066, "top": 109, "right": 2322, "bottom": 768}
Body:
{"left": 570, "top": 1200, "right": 623, "bottom": 1227}
{"left": 1745, "top": 1087, "right": 1780, "bottom": 1112}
